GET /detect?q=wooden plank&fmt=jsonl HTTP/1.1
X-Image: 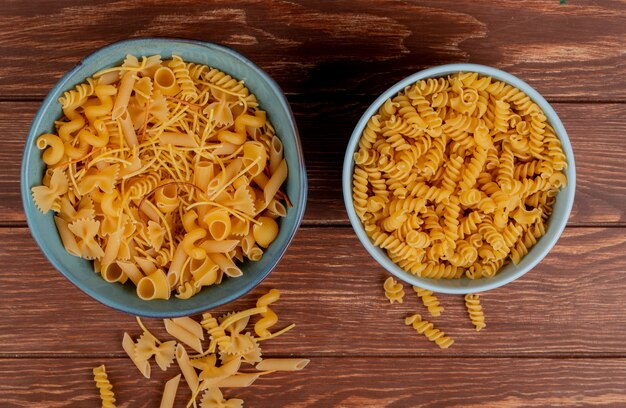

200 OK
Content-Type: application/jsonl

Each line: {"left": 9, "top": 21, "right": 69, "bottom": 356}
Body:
{"left": 1, "top": 226, "right": 625, "bottom": 356}
{"left": 6, "top": 102, "right": 626, "bottom": 226}
{"left": 0, "top": 1, "right": 625, "bottom": 100}
{"left": 1, "top": 357, "right": 625, "bottom": 407}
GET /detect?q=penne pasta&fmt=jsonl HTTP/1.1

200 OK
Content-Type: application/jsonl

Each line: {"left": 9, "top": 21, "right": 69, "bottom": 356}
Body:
{"left": 175, "top": 343, "right": 199, "bottom": 392}
{"left": 159, "top": 374, "right": 181, "bottom": 408}
{"left": 164, "top": 317, "right": 204, "bottom": 354}
{"left": 255, "top": 358, "right": 310, "bottom": 372}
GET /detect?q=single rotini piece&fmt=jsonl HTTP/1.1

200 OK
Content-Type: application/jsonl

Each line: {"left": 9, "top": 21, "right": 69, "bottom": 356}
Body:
{"left": 458, "top": 146, "right": 487, "bottom": 191}
{"left": 408, "top": 77, "right": 449, "bottom": 97}
{"left": 126, "top": 172, "right": 160, "bottom": 200}
{"left": 383, "top": 276, "right": 405, "bottom": 304}
{"left": 543, "top": 126, "right": 567, "bottom": 171}
{"left": 421, "top": 134, "right": 448, "bottom": 177}
{"left": 352, "top": 167, "right": 370, "bottom": 221}
{"left": 368, "top": 226, "right": 421, "bottom": 263}
{"left": 412, "top": 286, "right": 443, "bottom": 317}
{"left": 493, "top": 99, "right": 511, "bottom": 134}
{"left": 58, "top": 77, "right": 98, "bottom": 109}
{"left": 186, "top": 61, "right": 209, "bottom": 80}
{"left": 93, "top": 364, "right": 116, "bottom": 408}
{"left": 440, "top": 154, "right": 464, "bottom": 192}
{"left": 458, "top": 211, "right": 482, "bottom": 238}
{"left": 201, "top": 313, "right": 232, "bottom": 354}
{"left": 203, "top": 67, "right": 251, "bottom": 99}
{"left": 441, "top": 198, "right": 461, "bottom": 247}
{"left": 405, "top": 314, "right": 454, "bottom": 349}
{"left": 169, "top": 55, "right": 198, "bottom": 101}
{"left": 528, "top": 111, "right": 547, "bottom": 159}
{"left": 465, "top": 294, "right": 486, "bottom": 331}
{"left": 513, "top": 159, "right": 553, "bottom": 180}
{"left": 381, "top": 117, "right": 415, "bottom": 151}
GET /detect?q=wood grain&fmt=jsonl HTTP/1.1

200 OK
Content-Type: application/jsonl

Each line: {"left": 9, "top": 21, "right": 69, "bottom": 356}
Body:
{"left": 3, "top": 1, "right": 626, "bottom": 406}
{"left": 1, "top": 1, "right": 625, "bottom": 100}
{"left": 1, "top": 357, "right": 626, "bottom": 407}
{"left": 5, "top": 102, "right": 626, "bottom": 225}
{"left": 1, "top": 226, "right": 625, "bottom": 356}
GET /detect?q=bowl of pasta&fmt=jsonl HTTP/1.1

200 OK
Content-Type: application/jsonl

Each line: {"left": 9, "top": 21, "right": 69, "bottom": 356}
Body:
{"left": 343, "top": 64, "right": 575, "bottom": 294}
{"left": 21, "top": 38, "right": 307, "bottom": 317}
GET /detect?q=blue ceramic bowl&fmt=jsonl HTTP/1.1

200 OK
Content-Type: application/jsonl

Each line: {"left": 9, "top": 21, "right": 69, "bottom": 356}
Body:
{"left": 21, "top": 38, "right": 307, "bottom": 317}
{"left": 342, "top": 64, "right": 575, "bottom": 294}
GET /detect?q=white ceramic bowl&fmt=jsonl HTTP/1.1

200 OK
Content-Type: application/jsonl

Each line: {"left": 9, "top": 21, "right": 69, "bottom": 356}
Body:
{"left": 342, "top": 64, "right": 575, "bottom": 294}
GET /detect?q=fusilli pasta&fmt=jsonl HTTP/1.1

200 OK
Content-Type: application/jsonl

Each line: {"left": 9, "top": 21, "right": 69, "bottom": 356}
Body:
{"left": 464, "top": 294, "right": 486, "bottom": 331}
{"left": 352, "top": 72, "right": 567, "bottom": 280}
{"left": 383, "top": 276, "right": 405, "bottom": 304}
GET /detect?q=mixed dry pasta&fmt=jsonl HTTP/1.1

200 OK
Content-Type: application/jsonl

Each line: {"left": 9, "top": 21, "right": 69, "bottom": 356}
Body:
{"left": 93, "top": 289, "right": 309, "bottom": 407}
{"left": 31, "top": 52, "right": 570, "bottom": 402}
{"left": 31, "top": 54, "right": 289, "bottom": 300}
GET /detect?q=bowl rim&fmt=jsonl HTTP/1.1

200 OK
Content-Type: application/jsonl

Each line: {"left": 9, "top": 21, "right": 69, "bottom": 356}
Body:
{"left": 342, "top": 63, "right": 576, "bottom": 294}
{"left": 20, "top": 37, "right": 307, "bottom": 317}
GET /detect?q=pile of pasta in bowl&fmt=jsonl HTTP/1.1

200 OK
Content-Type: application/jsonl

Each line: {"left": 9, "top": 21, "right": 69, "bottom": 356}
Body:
{"left": 31, "top": 54, "right": 290, "bottom": 301}
{"left": 351, "top": 71, "right": 568, "bottom": 281}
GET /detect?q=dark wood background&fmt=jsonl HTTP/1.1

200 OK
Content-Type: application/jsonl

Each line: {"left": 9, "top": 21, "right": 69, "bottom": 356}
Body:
{"left": 1, "top": 1, "right": 626, "bottom": 407}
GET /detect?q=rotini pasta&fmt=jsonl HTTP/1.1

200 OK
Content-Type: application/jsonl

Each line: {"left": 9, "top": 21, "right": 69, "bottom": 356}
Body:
{"left": 465, "top": 294, "right": 486, "bottom": 331}
{"left": 405, "top": 314, "right": 454, "bottom": 349}
{"left": 383, "top": 276, "right": 405, "bottom": 304}
{"left": 352, "top": 72, "right": 567, "bottom": 280}
{"left": 93, "top": 364, "right": 116, "bottom": 408}
{"left": 412, "top": 286, "right": 443, "bottom": 317}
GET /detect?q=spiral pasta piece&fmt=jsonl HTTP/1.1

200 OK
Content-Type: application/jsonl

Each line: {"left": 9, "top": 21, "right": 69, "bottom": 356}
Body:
{"left": 465, "top": 294, "right": 486, "bottom": 331}
{"left": 412, "top": 286, "right": 443, "bottom": 317}
{"left": 408, "top": 77, "right": 449, "bottom": 97}
{"left": 126, "top": 173, "right": 160, "bottom": 200}
{"left": 169, "top": 55, "right": 198, "bottom": 101}
{"left": 254, "top": 289, "right": 280, "bottom": 338}
{"left": 441, "top": 155, "right": 464, "bottom": 192}
{"left": 59, "top": 77, "right": 98, "bottom": 109}
{"left": 405, "top": 314, "right": 454, "bottom": 349}
{"left": 93, "top": 364, "right": 116, "bottom": 408}
{"left": 203, "top": 67, "right": 251, "bottom": 100}
{"left": 383, "top": 276, "right": 405, "bottom": 304}
{"left": 201, "top": 313, "right": 232, "bottom": 353}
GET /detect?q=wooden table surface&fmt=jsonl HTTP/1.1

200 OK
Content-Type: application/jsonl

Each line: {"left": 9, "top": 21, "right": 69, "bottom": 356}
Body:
{"left": 2, "top": 1, "right": 626, "bottom": 407}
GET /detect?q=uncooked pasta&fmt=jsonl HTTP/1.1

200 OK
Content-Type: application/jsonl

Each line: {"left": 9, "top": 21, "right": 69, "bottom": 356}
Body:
{"left": 31, "top": 54, "right": 290, "bottom": 300}
{"left": 353, "top": 72, "right": 567, "bottom": 280}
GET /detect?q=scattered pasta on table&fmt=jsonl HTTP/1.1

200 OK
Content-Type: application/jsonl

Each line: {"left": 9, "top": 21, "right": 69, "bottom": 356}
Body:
{"left": 95, "top": 289, "right": 309, "bottom": 406}
{"left": 31, "top": 54, "right": 290, "bottom": 300}
{"left": 381, "top": 275, "right": 491, "bottom": 348}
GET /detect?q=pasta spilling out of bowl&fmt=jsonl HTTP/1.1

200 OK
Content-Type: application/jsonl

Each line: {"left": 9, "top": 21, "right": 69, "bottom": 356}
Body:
{"left": 352, "top": 72, "right": 567, "bottom": 280}
{"left": 31, "top": 54, "right": 289, "bottom": 300}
